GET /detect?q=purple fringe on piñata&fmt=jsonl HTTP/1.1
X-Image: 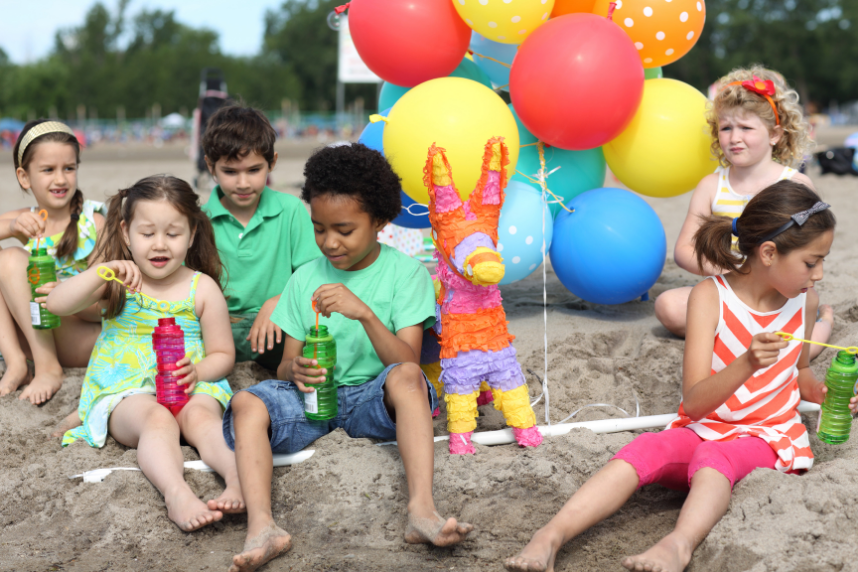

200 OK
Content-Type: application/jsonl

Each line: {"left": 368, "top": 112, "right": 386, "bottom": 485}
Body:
{"left": 440, "top": 346, "right": 525, "bottom": 394}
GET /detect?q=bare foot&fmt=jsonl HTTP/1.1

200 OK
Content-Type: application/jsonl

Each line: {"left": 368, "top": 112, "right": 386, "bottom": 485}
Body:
{"left": 51, "top": 410, "right": 82, "bottom": 438}
{"left": 229, "top": 523, "right": 292, "bottom": 572}
{"left": 19, "top": 368, "right": 63, "bottom": 405}
{"left": 504, "top": 525, "right": 562, "bottom": 572}
{"left": 819, "top": 304, "right": 834, "bottom": 324}
{"left": 207, "top": 483, "right": 246, "bottom": 514}
{"left": 405, "top": 509, "right": 473, "bottom": 547}
{"left": 0, "top": 359, "right": 30, "bottom": 397}
{"left": 165, "top": 488, "right": 223, "bottom": 532}
{"left": 621, "top": 534, "right": 692, "bottom": 572}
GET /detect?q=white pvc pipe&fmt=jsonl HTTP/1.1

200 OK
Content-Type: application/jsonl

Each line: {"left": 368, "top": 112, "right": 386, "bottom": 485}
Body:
{"left": 379, "top": 401, "right": 822, "bottom": 447}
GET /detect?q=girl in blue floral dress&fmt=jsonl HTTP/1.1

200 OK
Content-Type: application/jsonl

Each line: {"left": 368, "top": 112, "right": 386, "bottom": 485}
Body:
{"left": 49, "top": 175, "right": 243, "bottom": 532}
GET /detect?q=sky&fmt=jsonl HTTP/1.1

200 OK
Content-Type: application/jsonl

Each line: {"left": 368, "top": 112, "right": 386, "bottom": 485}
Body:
{"left": 0, "top": 0, "right": 283, "bottom": 64}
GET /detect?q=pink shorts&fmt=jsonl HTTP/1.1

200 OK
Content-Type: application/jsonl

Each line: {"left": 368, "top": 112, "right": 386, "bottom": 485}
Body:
{"left": 611, "top": 427, "right": 778, "bottom": 490}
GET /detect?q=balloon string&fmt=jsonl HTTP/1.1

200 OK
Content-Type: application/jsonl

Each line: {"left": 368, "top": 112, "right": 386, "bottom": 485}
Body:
{"left": 515, "top": 169, "right": 571, "bottom": 211}
{"left": 494, "top": 84, "right": 509, "bottom": 91}
{"left": 469, "top": 51, "right": 513, "bottom": 69}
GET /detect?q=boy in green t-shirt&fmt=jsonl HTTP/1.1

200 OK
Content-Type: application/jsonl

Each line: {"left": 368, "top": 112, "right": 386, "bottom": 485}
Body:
{"left": 202, "top": 105, "right": 319, "bottom": 370}
{"left": 221, "top": 143, "right": 472, "bottom": 571}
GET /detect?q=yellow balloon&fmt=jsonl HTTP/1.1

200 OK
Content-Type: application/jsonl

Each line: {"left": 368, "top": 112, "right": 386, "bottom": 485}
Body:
{"left": 604, "top": 78, "right": 716, "bottom": 198}
{"left": 384, "top": 77, "right": 519, "bottom": 204}
{"left": 453, "top": 0, "right": 555, "bottom": 45}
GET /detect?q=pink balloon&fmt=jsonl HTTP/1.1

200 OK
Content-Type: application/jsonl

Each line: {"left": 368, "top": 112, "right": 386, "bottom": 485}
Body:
{"left": 510, "top": 13, "right": 644, "bottom": 150}
{"left": 349, "top": 0, "right": 471, "bottom": 88}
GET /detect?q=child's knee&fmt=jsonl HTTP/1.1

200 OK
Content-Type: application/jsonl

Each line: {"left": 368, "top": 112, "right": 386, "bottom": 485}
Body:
{"left": 0, "top": 246, "right": 27, "bottom": 273}
{"left": 387, "top": 363, "right": 426, "bottom": 393}
{"left": 229, "top": 390, "right": 269, "bottom": 421}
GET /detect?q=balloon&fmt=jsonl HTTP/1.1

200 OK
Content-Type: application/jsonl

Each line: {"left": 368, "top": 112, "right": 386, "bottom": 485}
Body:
{"left": 496, "top": 181, "right": 554, "bottom": 285}
{"left": 384, "top": 77, "right": 520, "bottom": 204}
{"left": 453, "top": 0, "right": 555, "bottom": 45}
{"left": 552, "top": 0, "right": 596, "bottom": 17}
{"left": 469, "top": 32, "right": 517, "bottom": 91}
{"left": 509, "top": 13, "right": 644, "bottom": 151}
{"left": 550, "top": 188, "right": 666, "bottom": 305}
{"left": 349, "top": 0, "right": 470, "bottom": 87}
{"left": 592, "top": 0, "right": 706, "bottom": 68}
{"left": 644, "top": 67, "right": 663, "bottom": 80}
{"left": 508, "top": 104, "right": 606, "bottom": 217}
{"left": 603, "top": 78, "right": 716, "bottom": 198}
{"left": 358, "top": 108, "right": 431, "bottom": 229}
{"left": 378, "top": 57, "right": 493, "bottom": 110}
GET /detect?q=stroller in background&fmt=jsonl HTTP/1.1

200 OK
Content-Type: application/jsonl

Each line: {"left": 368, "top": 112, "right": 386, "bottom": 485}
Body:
{"left": 191, "top": 68, "right": 230, "bottom": 191}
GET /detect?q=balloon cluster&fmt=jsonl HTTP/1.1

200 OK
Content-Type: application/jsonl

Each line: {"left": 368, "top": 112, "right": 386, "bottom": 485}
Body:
{"left": 349, "top": 0, "right": 714, "bottom": 303}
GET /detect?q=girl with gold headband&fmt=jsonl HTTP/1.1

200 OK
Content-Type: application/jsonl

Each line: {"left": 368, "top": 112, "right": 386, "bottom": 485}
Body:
{"left": 653, "top": 66, "right": 834, "bottom": 357}
{"left": 0, "top": 120, "right": 105, "bottom": 405}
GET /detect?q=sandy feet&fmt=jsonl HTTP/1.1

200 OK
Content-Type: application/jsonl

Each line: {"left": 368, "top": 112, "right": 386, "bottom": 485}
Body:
{"left": 51, "top": 410, "right": 82, "bottom": 438}
{"left": 19, "top": 369, "right": 63, "bottom": 405}
{"left": 621, "top": 534, "right": 692, "bottom": 572}
{"left": 207, "top": 484, "right": 246, "bottom": 514}
{"left": 166, "top": 488, "right": 223, "bottom": 532}
{"left": 404, "top": 509, "right": 473, "bottom": 547}
{"left": 228, "top": 523, "right": 292, "bottom": 572}
{"left": 504, "top": 526, "right": 561, "bottom": 572}
{"left": 0, "top": 359, "right": 31, "bottom": 397}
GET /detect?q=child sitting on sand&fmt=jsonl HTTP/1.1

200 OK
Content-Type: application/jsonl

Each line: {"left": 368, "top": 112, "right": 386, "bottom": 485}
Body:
{"left": 0, "top": 120, "right": 104, "bottom": 404}
{"left": 202, "top": 105, "right": 319, "bottom": 369}
{"left": 48, "top": 175, "right": 243, "bottom": 532}
{"left": 506, "top": 181, "right": 854, "bottom": 572}
{"left": 222, "top": 143, "right": 472, "bottom": 572}
{"left": 654, "top": 66, "right": 833, "bottom": 358}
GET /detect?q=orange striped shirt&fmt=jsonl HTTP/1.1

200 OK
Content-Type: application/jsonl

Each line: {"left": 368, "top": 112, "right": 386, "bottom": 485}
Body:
{"left": 668, "top": 275, "right": 812, "bottom": 473}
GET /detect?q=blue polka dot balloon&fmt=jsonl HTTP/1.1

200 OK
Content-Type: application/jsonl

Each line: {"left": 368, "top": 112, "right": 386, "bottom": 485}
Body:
{"left": 497, "top": 180, "right": 554, "bottom": 285}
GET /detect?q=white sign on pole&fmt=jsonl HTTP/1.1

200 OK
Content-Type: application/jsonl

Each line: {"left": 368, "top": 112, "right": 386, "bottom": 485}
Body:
{"left": 338, "top": 15, "right": 382, "bottom": 84}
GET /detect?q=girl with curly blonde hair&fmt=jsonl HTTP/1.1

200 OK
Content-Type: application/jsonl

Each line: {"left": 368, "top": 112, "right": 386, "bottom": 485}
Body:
{"left": 655, "top": 65, "right": 833, "bottom": 358}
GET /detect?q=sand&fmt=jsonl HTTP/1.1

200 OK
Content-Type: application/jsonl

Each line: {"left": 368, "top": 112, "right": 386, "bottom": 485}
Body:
{"left": 2, "top": 131, "right": 858, "bottom": 572}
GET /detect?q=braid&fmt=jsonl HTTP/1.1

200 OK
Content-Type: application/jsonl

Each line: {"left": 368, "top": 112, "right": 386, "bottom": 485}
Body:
{"left": 54, "top": 189, "right": 84, "bottom": 259}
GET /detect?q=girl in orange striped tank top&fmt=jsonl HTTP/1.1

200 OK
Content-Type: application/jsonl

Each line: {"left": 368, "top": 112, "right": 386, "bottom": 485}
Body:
{"left": 655, "top": 67, "right": 833, "bottom": 359}
{"left": 506, "top": 182, "right": 852, "bottom": 572}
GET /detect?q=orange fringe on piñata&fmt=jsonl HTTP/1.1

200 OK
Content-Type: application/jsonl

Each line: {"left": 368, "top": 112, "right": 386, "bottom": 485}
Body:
{"left": 425, "top": 138, "right": 510, "bottom": 263}
{"left": 439, "top": 305, "right": 515, "bottom": 358}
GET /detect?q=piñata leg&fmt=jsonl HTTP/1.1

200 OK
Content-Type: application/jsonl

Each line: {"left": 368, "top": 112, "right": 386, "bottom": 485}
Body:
{"left": 477, "top": 381, "right": 494, "bottom": 406}
{"left": 485, "top": 347, "right": 542, "bottom": 448}
{"left": 441, "top": 351, "right": 493, "bottom": 455}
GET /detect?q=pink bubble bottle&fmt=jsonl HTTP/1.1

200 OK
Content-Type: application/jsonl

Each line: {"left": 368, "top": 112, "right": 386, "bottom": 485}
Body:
{"left": 152, "top": 317, "right": 189, "bottom": 415}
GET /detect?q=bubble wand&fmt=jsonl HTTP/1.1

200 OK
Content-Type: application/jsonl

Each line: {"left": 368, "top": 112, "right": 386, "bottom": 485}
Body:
{"left": 35, "top": 209, "right": 47, "bottom": 251}
{"left": 312, "top": 300, "right": 320, "bottom": 359}
{"left": 775, "top": 331, "right": 858, "bottom": 354}
{"left": 97, "top": 266, "right": 171, "bottom": 312}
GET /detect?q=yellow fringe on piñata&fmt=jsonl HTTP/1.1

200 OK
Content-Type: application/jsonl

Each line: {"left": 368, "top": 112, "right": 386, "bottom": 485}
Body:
{"left": 420, "top": 361, "right": 444, "bottom": 397}
{"left": 491, "top": 384, "right": 536, "bottom": 429}
{"left": 445, "top": 391, "right": 479, "bottom": 434}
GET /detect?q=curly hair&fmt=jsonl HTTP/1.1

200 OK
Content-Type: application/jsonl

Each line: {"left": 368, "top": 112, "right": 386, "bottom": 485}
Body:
{"left": 706, "top": 65, "right": 810, "bottom": 168}
{"left": 301, "top": 143, "right": 402, "bottom": 223}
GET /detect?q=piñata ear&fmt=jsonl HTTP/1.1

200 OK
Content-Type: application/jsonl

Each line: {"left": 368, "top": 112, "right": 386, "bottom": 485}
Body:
{"left": 471, "top": 137, "right": 508, "bottom": 207}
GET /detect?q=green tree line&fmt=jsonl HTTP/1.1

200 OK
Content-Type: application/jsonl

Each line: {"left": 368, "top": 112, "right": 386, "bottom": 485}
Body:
{"left": 0, "top": 0, "right": 855, "bottom": 120}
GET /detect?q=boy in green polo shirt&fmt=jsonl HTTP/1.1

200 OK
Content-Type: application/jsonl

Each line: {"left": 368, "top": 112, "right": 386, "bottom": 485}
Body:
{"left": 202, "top": 105, "right": 319, "bottom": 369}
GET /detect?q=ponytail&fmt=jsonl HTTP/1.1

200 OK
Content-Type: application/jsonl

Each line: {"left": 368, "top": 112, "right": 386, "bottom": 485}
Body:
{"left": 693, "top": 180, "right": 836, "bottom": 274}
{"left": 93, "top": 187, "right": 134, "bottom": 318}
{"left": 54, "top": 189, "right": 84, "bottom": 259}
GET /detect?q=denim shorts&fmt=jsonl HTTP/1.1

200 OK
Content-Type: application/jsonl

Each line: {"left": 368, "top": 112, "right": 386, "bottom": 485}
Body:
{"left": 222, "top": 363, "right": 439, "bottom": 454}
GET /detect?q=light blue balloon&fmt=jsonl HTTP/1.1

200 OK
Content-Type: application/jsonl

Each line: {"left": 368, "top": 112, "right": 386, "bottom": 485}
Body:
{"left": 549, "top": 188, "right": 666, "bottom": 305}
{"left": 469, "top": 31, "right": 516, "bottom": 91}
{"left": 497, "top": 180, "right": 554, "bottom": 285}
{"left": 378, "top": 58, "right": 492, "bottom": 111}
{"left": 508, "top": 104, "right": 606, "bottom": 218}
{"left": 358, "top": 107, "right": 430, "bottom": 228}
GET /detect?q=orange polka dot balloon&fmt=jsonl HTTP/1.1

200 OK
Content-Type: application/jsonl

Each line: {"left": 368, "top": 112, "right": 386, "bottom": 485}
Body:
{"left": 593, "top": 0, "right": 706, "bottom": 68}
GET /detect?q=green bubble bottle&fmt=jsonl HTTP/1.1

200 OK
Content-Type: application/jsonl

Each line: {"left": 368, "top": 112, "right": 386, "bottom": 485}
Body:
{"left": 27, "top": 247, "right": 60, "bottom": 330}
{"left": 817, "top": 350, "right": 858, "bottom": 445}
{"left": 302, "top": 325, "right": 337, "bottom": 421}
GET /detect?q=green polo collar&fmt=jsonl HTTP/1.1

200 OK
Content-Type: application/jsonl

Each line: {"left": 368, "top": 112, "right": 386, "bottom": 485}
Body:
{"left": 205, "top": 186, "right": 284, "bottom": 223}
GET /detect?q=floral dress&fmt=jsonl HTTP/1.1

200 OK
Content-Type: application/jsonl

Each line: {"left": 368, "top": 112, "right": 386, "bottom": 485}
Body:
{"left": 63, "top": 273, "right": 233, "bottom": 447}
{"left": 25, "top": 199, "right": 104, "bottom": 280}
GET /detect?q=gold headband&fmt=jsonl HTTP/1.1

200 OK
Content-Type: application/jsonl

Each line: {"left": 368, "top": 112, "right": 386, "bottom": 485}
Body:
{"left": 17, "top": 121, "right": 76, "bottom": 166}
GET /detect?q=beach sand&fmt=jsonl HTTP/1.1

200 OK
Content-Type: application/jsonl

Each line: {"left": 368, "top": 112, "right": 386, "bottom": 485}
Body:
{"left": 2, "top": 132, "right": 858, "bottom": 572}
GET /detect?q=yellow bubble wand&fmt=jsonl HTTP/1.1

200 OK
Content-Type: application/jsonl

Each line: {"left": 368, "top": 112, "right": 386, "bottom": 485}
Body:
{"left": 775, "top": 331, "right": 858, "bottom": 355}
{"left": 97, "top": 266, "right": 171, "bottom": 312}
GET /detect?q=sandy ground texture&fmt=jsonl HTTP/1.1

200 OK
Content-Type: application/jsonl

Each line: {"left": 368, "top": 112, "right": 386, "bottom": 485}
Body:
{"left": 2, "top": 130, "right": 858, "bottom": 572}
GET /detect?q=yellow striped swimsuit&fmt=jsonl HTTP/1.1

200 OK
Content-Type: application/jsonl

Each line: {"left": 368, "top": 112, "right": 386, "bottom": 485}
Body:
{"left": 711, "top": 165, "right": 797, "bottom": 250}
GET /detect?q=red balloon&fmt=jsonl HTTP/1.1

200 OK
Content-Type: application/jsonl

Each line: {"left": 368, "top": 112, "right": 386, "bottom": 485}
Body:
{"left": 509, "top": 13, "right": 644, "bottom": 151}
{"left": 349, "top": 0, "right": 471, "bottom": 88}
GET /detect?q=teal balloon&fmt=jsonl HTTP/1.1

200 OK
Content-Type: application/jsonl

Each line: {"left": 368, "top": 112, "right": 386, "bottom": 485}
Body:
{"left": 377, "top": 58, "right": 492, "bottom": 111}
{"left": 644, "top": 67, "right": 663, "bottom": 80}
{"left": 508, "top": 104, "right": 607, "bottom": 218}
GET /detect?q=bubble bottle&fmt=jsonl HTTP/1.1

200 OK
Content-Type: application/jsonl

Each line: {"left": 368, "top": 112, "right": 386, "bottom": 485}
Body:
{"left": 303, "top": 324, "right": 338, "bottom": 421}
{"left": 152, "top": 317, "right": 189, "bottom": 415}
{"left": 27, "top": 247, "right": 60, "bottom": 330}
{"left": 817, "top": 350, "right": 858, "bottom": 445}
